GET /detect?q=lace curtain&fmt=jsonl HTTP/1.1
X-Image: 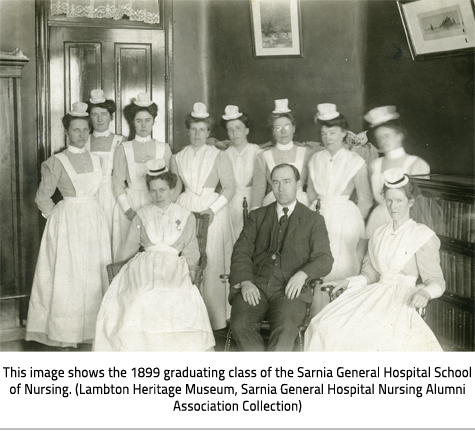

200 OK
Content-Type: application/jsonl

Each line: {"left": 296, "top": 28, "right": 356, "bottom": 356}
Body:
{"left": 51, "top": 0, "right": 160, "bottom": 24}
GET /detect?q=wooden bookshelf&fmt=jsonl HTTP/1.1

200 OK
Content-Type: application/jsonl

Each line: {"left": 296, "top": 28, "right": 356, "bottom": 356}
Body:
{"left": 412, "top": 174, "right": 475, "bottom": 351}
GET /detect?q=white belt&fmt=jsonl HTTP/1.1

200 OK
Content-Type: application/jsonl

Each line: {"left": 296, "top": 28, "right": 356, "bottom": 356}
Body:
{"left": 144, "top": 245, "right": 179, "bottom": 254}
{"left": 318, "top": 195, "right": 350, "bottom": 204}
{"left": 64, "top": 196, "right": 95, "bottom": 203}
{"left": 184, "top": 187, "right": 216, "bottom": 196}
{"left": 379, "top": 273, "right": 417, "bottom": 287}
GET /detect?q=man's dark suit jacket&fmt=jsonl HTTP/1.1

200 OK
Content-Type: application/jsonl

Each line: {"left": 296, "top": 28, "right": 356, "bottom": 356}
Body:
{"left": 229, "top": 201, "right": 333, "bottom": 304}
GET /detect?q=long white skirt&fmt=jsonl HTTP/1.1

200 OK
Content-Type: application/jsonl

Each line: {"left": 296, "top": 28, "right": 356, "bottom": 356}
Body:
{"left": 94, "top": 250, "right": 215, "bottom": 351}
{"left": 177, "top": 189, "right": 234, "bottom": 330}
{"left": 305, "top": 274, "right": 442, "bottom": 352}
{"left": 310, "top": 196, "right": 365, "bottom": 317}
{"left": 112, "top": 184, "right": 152, "bottom": 261}
{"left": 26, "top": 197, "right": 111, "bottom": 347}
{"left": 96, "top": 177, "right": 116, "bottom": 245}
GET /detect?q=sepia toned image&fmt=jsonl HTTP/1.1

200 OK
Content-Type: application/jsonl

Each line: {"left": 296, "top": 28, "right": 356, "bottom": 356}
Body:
{"left": 0, "top": 0, "right": 474, "bottom": 356}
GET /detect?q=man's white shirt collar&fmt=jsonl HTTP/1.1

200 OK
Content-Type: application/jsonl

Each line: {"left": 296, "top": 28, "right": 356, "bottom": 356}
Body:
{"left": 276, "top": 200, "right": 297, "bottom": 219}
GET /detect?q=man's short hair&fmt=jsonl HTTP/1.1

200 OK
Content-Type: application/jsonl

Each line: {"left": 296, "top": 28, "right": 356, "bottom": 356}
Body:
{"left": 270, "top": 163, "right": 300, "bottom": 182}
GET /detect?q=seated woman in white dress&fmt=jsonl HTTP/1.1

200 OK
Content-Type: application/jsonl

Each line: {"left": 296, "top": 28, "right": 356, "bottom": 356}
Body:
{"left": 364, "top": 106, "right": 430, "bottom": 239}
{"left": 94, "top": 159, "right": 215, "bottom": 351}
{"left": 85, "top": 89, "right": 124, "bottom": 247}
{"left": 251, "top": 99, "right": 313, "bottom": 210}
{"left": 305, "top": 168, "right": 445, "bottom": 352}
{"left": 307, "top": 104, "right": 373, "bottom": 316}
{"left": 170, "top": 102, "right": 236, "bottom": 331}
{"left": 221, "top": 105, "right": 261, "bottom": 237}
{"left": 112, "top": 92, "right": 172, "bottom": 260}
{"left": 26, "top": 102, "right": 111, "bottom": 349}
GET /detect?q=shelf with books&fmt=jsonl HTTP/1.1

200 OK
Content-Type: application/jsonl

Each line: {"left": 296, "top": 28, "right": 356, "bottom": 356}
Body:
{"left": 412, "top": 174, "right": 474, "bottom": 351}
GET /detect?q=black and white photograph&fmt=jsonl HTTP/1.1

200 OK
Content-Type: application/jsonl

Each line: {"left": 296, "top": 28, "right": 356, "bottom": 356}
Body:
{"left": 0, "top": 0, "right": 474, "bottom": 432}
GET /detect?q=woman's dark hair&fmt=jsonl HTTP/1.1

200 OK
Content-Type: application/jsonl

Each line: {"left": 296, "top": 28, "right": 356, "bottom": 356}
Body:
{"left": 220, "top": 113, "right": 250, "bottom": 130}
{"left": 185, "top": 114, "right": 214, "bottom": 130}
{"left": 267, "top": 112, "right": 296, "bottom": 128}
{"left": 146, "top": 171, "right": 178, "bottom": 190}
{"left": 123, "top": 102, "right": 158, "bottom": 140}
{"left": 315, "top": 114, "right": 349, "bottom": 131}
{"left": 62, "top": 114, "right": 92, "bottom": 130}
{"left": 87, "top": 99, "right": 117, "bottom": 116}
{"left": 382, "top": 176, "right": 420, "bottom": 201}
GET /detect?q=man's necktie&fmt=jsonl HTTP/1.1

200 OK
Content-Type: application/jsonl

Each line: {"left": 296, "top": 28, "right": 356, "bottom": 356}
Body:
{"left": 279, "top": 207, "right": 289, "bottom": 225}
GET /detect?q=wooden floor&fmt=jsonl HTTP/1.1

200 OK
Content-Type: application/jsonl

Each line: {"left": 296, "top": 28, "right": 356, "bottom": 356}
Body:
{"left": 0, "top": 329, "right": 229, "bottom": 352}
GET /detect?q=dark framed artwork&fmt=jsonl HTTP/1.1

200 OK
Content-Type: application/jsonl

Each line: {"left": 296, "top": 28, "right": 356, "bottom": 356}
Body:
{"left": 250, "top": 0, "right": 302, "bottom": 58}
{"left": 397, "top": 0, "right": 475, "bottom": 60}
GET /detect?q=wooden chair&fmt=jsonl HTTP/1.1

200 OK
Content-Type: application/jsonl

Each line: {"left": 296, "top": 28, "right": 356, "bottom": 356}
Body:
{"left": 106, "top": 212, "right": 210, "bottom": 288}
{"left": 222, "top": 198, "right": 325, "bottom": 351}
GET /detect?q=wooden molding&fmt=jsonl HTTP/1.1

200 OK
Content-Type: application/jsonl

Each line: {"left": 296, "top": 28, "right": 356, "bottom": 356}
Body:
{"left": 165, "top": 0, "right": 173, "bottom": 149}
{"left": 35, "top": 0, "right": 51, "bottom": 165}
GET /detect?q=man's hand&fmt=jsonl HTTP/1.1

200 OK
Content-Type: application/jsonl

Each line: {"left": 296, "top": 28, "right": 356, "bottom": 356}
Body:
{"left": 189, "top": 270, "right": 196, "bottom": 283}
{"left": 285, "top": 271, "right": 308, "bottom": 300}
{"left": 125, "top": 208, "right": 137, "bottom": 221}
{"left": 407, "top": 286, "right": 431, "bottom": 309}
{"left": 200, "top": 208, "right": 215, "bottom": 225}
{"left": 241, "top": 280, "right": 261, "bottom": 306}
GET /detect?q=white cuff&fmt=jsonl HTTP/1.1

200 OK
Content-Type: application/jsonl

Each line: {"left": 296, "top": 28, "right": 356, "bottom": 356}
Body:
{"left": 118, "top": 193, "right": 131, "bottom": 213}
{"left": 346, "top": 275, "right": 367, "bottom": 290}
{"left": 209, "top": 195, "right": 228, "bottom": 215}
{"left": 423, "top": 282, "right": 443, "bottom": 300}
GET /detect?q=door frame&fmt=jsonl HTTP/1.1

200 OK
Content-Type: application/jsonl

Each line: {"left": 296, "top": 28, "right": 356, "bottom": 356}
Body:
{"left": 35, "top": 0, "right": 174, "bottom": 166}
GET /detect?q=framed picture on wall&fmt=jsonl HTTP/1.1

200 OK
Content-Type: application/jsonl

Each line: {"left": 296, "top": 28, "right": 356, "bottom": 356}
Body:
{"left": 250, "top": 0, "right": 302, "bottom": 58}
{"left": 397, "top": 0, "right": 475, "bottom": 60}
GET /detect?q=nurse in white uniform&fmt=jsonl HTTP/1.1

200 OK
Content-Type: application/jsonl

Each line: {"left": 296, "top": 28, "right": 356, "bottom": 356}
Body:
{"left": 85, "top": 89, "right": 124, "bottom": 249}
{"left": 112, "top": 92, "right": 172, "bottom": 260}
{"left": 364, "top": 106, "right": 430, "bottom": 239}
{"left": 221, "top": 105, "right": 261, "bottom": 237}
{"left": 251, "top": 99, "right": 313, "bottom": 210}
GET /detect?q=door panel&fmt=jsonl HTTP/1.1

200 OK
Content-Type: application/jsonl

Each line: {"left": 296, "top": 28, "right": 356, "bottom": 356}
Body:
{"left": 50, "top": 26, "right": 166, "bottom": 155}
{"left": 65, "top": 42, "right": 102, "bottom": 113}
{"left": 115, "top": 43, "right": 152, "bottom": 139}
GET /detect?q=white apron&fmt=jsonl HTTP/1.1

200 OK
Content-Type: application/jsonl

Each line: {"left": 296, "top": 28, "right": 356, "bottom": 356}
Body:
{"left": 225, "top": 143, "right": 261, "bottom": 237}
{"left": 262, "top": 146, "right": 310, "bottom": 207}
{"left": 112, "top": 140, "right": 165, "bottom": 260}
{"left": 309, "top": 149, "right": 365, "bottom": 274}
{"left": 175, "top": 145, "right": 235, "bottom": 330}
{"left": 305, "top": 220, "right": 442, "bottom": 352}
{"left": 94, "top": 204, "right": 215, "bottom": 351}
{"left": 89, "top": 135, "right": 123, "bottom": 243}
{"left": 26, "top": 152, "right": 111, "bottom": 347}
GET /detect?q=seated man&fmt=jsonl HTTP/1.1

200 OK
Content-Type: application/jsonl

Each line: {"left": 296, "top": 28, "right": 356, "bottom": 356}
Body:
{"left": 229, "top": 163, "right": 333, "bottom": 351}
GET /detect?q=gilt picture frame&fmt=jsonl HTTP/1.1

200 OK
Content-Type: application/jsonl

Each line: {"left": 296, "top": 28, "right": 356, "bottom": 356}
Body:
{"left": 397, "top": 0, "right": 475, "bottom": 60}
{"left": 250, "top": 0, "right": 302, "bottom": 58}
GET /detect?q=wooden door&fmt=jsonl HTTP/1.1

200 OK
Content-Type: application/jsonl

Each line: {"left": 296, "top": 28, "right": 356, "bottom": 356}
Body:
{"left": 49, "top": 26, "right": 166, "bottom": 155}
